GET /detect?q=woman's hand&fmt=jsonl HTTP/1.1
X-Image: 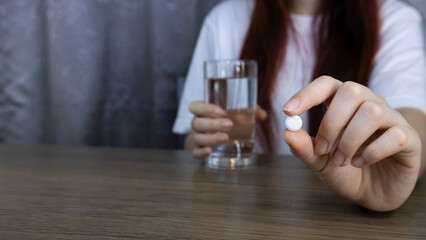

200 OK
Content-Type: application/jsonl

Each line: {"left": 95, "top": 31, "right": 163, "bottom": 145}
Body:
{"left": 283, "top": 76, "right": 422, "bottom": 211}
{"left": 187, "top": 101, "right": 267, "bottom": 160}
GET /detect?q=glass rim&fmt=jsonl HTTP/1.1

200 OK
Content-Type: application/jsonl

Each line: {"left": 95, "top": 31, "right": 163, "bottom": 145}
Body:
{"left": 204, "top": 59, "right": 257, "bottom": 65}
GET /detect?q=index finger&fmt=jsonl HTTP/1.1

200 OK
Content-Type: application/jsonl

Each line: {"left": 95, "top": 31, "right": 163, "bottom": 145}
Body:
{"left": 189, "top": 101, "right": 225, "bottom": 118}
{"left": 282, "top": 76, "right": 342, "bottom": 116}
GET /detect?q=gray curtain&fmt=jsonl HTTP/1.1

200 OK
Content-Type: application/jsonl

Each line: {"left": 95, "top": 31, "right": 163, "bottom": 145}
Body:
{"left": 0, "top": 0, "right": 221, "bottom": 148}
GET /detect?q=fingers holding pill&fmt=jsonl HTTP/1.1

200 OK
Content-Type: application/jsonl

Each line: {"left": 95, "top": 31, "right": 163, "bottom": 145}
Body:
{"left": 281, "top": 75, "right": 422, "bottom": 212}
{"left": 283, "top": 76, "right": 415, "bottom": 168}
{"left": 283, "top": 77, "right": 394, "bottom": 157}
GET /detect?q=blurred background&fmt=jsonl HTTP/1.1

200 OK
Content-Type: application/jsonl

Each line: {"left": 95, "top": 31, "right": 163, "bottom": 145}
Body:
{"left": 0, "top": 0, "right": 424, "bottom": 149}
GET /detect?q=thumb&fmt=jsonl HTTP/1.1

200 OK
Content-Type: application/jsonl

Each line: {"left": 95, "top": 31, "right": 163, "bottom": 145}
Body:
{"left": 284, "top": 129, "right": 323, "bottom": 171}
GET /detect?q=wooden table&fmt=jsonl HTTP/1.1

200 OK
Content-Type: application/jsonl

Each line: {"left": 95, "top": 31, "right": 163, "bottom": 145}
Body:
{"left": 0, "top": 144, "right": 425, "bottom": 239}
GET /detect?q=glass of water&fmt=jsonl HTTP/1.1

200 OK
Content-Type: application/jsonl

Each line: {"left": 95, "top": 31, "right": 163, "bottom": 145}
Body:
{"left": 204, "top": 60, "right": 258, "bottom": 169}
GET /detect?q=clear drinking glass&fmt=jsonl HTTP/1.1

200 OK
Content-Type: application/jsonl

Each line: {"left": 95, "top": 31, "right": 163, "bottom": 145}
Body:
{"left": 204, "top": 60, "right": 258, "bottom": 169}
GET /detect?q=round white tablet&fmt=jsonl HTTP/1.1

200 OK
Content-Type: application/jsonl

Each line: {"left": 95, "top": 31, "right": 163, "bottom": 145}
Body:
{"left": 285, "top": 115, "right": 302, "bottom": 131}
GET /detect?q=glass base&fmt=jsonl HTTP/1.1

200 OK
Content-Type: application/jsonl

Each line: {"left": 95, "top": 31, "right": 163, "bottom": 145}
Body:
{"left": 205, "top": 155, "right": 257, "bottom": 170}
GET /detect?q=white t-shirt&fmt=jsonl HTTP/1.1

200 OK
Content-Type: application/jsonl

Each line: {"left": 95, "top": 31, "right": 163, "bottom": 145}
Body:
{"left": 173, "top": 0, "right": 426, "bottom": 155}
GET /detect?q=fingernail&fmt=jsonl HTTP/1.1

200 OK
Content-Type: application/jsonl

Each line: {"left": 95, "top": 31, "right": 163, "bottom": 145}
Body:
{"left": 212, "top": 107, "right": 224, "bottom": 116}
{"left": 352, "top": 156, "right": 364, "bottom": 168}
{"left": 315, "top": 137, "right": 328, "bottom": 155}
{"left": 217, "top": 134, "right": 227, "bottom": 142}
{"left": 204, "top": 148, "right": 211, "bottom": 155}
{"left": 221, "top": 120, "right": 232, "bottom": 129}
{"left": 332, "top": 150, "right": 345, "bottom": 166}
{"left": 283, "top": 98, "right": 301, "bottom": 112}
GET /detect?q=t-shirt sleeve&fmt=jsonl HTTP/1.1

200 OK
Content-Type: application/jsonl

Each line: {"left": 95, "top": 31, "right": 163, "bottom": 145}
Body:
{"left": 172, "top": 19, "right": 217, "bottom": 134}
{"left": 369, "top": 2, "right": 426, "bottom": 114}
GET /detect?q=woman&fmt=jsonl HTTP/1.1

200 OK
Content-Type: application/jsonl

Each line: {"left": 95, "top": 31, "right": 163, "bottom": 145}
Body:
{"left": 173, "top": 0, "right": 426, "bottom": 211}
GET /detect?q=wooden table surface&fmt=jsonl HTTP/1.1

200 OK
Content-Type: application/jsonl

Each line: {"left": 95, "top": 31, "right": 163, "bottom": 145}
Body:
{"left": 0, "top": 144, "right": 425, "bottom": 239}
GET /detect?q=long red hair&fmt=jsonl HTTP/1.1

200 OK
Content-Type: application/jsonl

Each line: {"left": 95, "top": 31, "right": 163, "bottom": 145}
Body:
{"left": 240, "top": 0, "right": 379, "bottom": 153}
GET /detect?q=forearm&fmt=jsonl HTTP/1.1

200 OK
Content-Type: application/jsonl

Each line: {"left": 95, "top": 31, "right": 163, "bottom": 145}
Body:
{"left": 398, "top": 108, "right": 426, "bottom": 179}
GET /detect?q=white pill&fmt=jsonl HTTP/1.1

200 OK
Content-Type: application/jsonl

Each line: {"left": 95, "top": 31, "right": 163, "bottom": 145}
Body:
{"left": 285, "top": 115, "right": 302, "bottom": 131}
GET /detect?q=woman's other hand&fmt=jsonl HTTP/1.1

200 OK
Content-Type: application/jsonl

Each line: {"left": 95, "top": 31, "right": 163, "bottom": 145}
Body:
{"left": 186, "top": 101, "right": 267, "bottom": 160}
